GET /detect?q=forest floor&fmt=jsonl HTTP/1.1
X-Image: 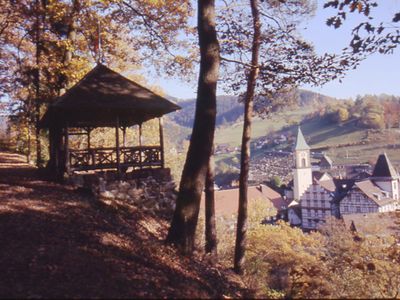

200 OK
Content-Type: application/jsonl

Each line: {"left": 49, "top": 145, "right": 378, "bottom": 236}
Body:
{"left": 0, "top": 151, "right": 250, "bottom": 298}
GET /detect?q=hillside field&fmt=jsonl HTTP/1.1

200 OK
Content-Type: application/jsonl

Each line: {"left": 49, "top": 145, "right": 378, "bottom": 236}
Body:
{"left": 215, "top": 113, "right": 400, "bottom": 170}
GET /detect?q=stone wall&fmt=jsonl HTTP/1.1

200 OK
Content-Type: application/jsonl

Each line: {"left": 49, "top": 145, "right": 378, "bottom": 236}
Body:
{"left": 93, "top": 176, "right": 177, "bottom": 216}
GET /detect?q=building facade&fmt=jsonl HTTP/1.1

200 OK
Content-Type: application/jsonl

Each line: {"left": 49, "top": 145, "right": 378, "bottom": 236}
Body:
{"left": 287, "top": 128, "right": 400, "bottom": 230}
{"left": 300, "top": 173, "right": 335, "bottom": 230}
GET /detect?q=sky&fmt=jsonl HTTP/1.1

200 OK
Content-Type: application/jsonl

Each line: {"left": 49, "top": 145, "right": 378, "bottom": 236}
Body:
{"left": 154, "top": 1, "right": 400, "bottom": 101}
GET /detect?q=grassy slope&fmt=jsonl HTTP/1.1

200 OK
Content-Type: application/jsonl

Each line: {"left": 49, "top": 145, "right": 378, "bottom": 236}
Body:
{"left": 214, "top": 108, "right": 314, "bottom": 146}
{"left": 215, "top": 109, "right": 400, "bottom": 169}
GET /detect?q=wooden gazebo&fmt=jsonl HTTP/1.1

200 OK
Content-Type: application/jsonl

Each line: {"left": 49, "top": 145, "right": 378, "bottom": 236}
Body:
{"left": 39, "top": 64, "right": 181, "bottom": 179}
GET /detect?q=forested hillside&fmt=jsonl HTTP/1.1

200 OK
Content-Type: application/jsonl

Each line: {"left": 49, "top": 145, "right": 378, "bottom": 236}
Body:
{"left": 169, "top": 89, "right": 336, "bottom": 129}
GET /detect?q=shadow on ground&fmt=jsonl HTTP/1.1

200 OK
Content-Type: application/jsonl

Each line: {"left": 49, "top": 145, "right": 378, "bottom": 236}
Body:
{"left": 0, "top": 152, "right": 248, "bottom": 298}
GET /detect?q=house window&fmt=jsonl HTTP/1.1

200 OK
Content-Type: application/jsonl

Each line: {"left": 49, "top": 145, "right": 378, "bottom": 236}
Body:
{"left": 320, "top": 193, "right": 325, "bottom": 200}
{"left": 313, "top": 192, "right": 318, "bottom": 199}
{"left": 356, "top": 206, "right": 361, "bottom": 213}
{"left": 344, "top": 206, "right": 349, "bottom": 212}
{"left": 313, "top": 200, "right": 318, "bottom": 207}
{"left": 306, "top": 200, "right": 311, "bottom": 207}
{"left": 355, "top": 194, "right": 361, "bottom": 202}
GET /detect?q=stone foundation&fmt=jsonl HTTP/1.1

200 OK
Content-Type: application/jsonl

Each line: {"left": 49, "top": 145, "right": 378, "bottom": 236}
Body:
{"left": 70, "top": 168, "right": 172, "bottom": 189}
{"left": 92, "top": 175, "right": 177, "bottom": 216}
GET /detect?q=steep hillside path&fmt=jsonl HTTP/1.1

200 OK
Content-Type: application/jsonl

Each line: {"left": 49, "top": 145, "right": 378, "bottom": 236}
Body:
{"left": 0, "top": 152, "right": 247, "bottom": 298}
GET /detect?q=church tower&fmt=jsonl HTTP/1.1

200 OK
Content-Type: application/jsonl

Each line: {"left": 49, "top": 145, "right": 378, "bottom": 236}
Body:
{"left": 293, "top": 127, "right": 312, "bottom": 200}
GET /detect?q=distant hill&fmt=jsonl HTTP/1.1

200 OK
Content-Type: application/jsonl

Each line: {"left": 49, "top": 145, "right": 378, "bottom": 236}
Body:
{"left": 297, "top": 89, "right": 337, "bottom": 107}
{"left": 169, "top": 89, "right": 336, "bottom": 129}
{"left": 170, "top": 95, "right": 242, "bottom": 128}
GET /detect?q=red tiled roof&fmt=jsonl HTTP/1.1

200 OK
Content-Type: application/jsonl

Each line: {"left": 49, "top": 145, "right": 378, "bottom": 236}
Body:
{"left": 342, "top": 212, "right": 400, "bottom": 237}
{"left": 200, "top": 185, "right": 284, "bottom": 217}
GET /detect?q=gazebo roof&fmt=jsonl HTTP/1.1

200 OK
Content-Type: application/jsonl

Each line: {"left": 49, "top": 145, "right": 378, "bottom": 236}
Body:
{"left": 39, "top": 64, "right": 181, "bottom": 128}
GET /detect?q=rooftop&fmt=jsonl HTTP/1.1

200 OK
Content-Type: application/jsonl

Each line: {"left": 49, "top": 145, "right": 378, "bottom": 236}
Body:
{"left": 200, "top": 185, "right": 285, "bottom": 217}
{"left": 371, "top": 153, "right": 398, "bottom": 179}
{"left": 355, "top": 180, "right": 396, "bottom": 207}
{"left": 40, "top": 64, "right": 180, "bottom": 128}
{"left": 294, "top": 127, "right": 310, "bottom": 151}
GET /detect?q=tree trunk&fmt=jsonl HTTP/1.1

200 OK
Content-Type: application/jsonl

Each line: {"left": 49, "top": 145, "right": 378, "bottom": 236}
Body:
{"left": 166, "top": 0, "right": 220, "bottom": 255}
{"left": 34, "top": 0, "right": 43, "bottom": 167}
{"left": 234, "top": 0, "right": 261, "bottom": 275}
{"left": 205, "top": 150, "right": 217, "bottom": 261}
{"left": 27, "top": 124, "right": 31, "bottom": 164}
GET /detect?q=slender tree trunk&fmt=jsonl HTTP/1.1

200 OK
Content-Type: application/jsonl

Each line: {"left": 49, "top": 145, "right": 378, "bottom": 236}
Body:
{"left": 234, "top": 0, "right": 261, "bottom": 275}
{"left": 205, "top": 150, "right": 217, "bottom": 261}
{"left": 27, "top": 124, "right": 31, "bottom": 164}
{"left": 166, "top": 0, "right": 220, "bottom": 255}
{"left": 34, "top": 0, "right": 43, "bottom": 167}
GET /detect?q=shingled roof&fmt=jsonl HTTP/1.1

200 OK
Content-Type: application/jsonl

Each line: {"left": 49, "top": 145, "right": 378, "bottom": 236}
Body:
{"left": 355, "top": 180, "right": 396, "bottom": 207}
{"left": 39, "top": 64, "right": 181, "bottom": 128}
{"left": 372, "top": 153, "right": 398, "bottom": 179}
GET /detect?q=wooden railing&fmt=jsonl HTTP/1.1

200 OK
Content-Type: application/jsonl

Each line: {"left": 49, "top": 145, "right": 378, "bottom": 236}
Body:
{"left": 69, "top": 146, "right": 162, "bottom": 171}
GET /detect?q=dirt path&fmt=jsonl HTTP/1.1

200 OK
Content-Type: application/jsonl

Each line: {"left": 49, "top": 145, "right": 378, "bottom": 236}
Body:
{"left": 0, "top": 152, "right": 247, "bottom": 298}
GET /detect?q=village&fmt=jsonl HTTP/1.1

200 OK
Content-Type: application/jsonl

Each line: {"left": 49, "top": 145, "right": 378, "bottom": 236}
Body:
{"left": 210, "top": 127, "right": 400, "bottom": 235}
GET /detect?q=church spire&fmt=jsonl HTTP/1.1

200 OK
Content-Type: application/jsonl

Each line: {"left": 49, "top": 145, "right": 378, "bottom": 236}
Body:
{"left": 295, "top": 126, "right": 310, "bottom": 150}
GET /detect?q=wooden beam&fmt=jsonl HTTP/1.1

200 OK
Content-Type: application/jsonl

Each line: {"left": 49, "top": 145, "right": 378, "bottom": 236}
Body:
{"left": 55, "top": 127, "right": 62, "bottom": 180}
{"left": 138, "top": 123, "right": 143, "bottom": 169}
{"left": 64, "top": 124, "right": 70, "bottom": 176}
{"left": 87, "top": 127, "right": 94, "bottom": 165}
{"left": 116, "top": 117, "right": 121, "bottom": 177}
{"left": 122, "top": 126, "right": 126, "bottom": 147}
{"left": 67, "top": 132, "right": 88, "bottom": 136}
{"left": 159, "top": 117, "right": 165, "bottom": 168}
{"left": 87, "top": 127, "right": 91, "bottom": 149}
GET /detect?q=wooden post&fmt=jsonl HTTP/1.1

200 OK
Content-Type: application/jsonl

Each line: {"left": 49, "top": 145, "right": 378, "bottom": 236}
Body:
{"left": 87, "top": 127, "right": 91, "bottom": 149}
{"left": 116, "top": 117, "right": 121, "bottom": 177}
{"left": 54, "top": 127, "right": 63, "bottom": 181}
{"left": 87, "top": 127, "right": 94, "bottom": 166}
{"left": 138, "top": 123, "right": 143, "bottom": 169}
{"left": 55, "top": 127, "right": 62, "bottom": 180}
{"left": 64, "top": 124, "right": 70, "bottom": 176}
{"left": 122, "top": 126, "right": 126, "bottom": 147}
{"left": 159, "top": 117, "right": 165, "bottom": 168}
{"left": 48, "top": 126, "right": 54, "bottom": 170}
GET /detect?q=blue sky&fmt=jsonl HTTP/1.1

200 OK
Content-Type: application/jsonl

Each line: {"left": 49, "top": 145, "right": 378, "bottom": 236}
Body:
{"left": 155, "top": 1, "right": 400, "bottom": 100}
